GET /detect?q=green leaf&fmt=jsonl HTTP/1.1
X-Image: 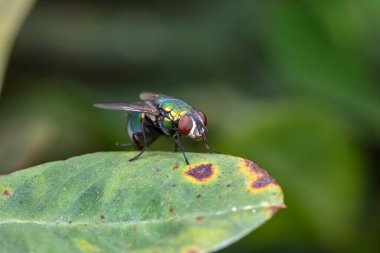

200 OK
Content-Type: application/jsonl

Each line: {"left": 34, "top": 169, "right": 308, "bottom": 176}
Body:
{"left": 0, "top": 0, "right": 35, "bottom": 93}
{"left": 0, "top": 152, "right": 284, "bottom": 253}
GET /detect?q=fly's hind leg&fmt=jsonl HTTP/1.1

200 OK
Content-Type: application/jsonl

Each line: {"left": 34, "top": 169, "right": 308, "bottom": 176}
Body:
{"left": 129, "top": 118, "right": 149, "bottom": 162}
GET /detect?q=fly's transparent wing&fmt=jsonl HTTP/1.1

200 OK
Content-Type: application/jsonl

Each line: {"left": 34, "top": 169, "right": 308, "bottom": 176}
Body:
{"left": 139, "top": 92, "right": 173, "bottom": 100}
{"left": 93, "top": 101, "right": 159, "bottom": 116}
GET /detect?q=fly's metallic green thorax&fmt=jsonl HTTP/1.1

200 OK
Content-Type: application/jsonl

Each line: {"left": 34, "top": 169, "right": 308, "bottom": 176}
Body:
{"left": 94, "top": 92, "right": 218, "bottom": 165}
{"left": 155, "top": 97, "right": 194, "bottom": 135}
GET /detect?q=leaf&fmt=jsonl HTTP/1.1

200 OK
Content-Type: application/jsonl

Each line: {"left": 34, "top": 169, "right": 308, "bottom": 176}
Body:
{"left": 0, "top": 0, "right": 35, "bottom": 93}
{"left": 0, "top": 152, "right": 284, "bottom": 253}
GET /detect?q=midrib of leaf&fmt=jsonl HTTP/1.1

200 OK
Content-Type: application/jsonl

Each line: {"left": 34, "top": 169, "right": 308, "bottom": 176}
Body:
{"left": 0, "top": 204, "right": 273, "bottom": 227}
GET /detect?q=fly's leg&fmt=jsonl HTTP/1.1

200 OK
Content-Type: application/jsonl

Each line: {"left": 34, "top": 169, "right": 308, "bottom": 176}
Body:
{"left": 174, "top": 142, "right": 178, "bottom": 152}
{"left": 202, "top": 134, "right": 221, "bottom": 154}
{"left": 173, "top": 134, "right": 190, "bottom": 165}
{"left": 129, "top": 118, "right": 149, "bottom": 162}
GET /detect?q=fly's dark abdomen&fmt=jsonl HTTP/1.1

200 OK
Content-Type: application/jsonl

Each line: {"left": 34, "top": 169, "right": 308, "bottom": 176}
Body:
{"left": 127, "top": 112, "right": 161, "bottom": 150}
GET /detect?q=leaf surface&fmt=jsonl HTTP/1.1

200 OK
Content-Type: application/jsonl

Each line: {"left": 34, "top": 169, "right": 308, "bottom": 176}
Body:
{"left": 0, "top": 152, "right": 284, "bottom": 253}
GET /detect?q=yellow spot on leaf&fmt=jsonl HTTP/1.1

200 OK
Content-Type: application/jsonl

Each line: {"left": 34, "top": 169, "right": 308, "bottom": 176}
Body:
{"left": 73, "top": 238, "right": 101, "bottom": 253}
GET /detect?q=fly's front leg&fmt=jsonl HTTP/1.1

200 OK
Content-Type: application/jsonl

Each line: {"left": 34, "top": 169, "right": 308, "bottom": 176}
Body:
{"left": 129, "top": 117, "right": 149, "bottom": 162}
{"left": 202, "top": 134, "right": 220, "bottom": 154}
{"left": 173, "top": 133, "right": 190, "bottom": 165}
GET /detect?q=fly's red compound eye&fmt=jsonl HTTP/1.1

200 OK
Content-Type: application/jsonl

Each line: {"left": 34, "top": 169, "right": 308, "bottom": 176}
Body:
{"left": 198, "top": 110, "right": 207, "bottom": 126}
{"left": 178, "top": 115, "right": 193, "bottom": 135}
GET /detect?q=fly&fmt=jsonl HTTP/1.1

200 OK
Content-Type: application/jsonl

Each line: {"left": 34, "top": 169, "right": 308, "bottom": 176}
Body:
{"left": 94, "top": 92, "right": 219, "bottom": 164}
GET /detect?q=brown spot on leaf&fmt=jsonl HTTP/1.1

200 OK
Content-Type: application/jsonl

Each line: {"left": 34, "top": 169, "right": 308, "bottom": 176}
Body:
{"left": 172, "top": 184, "right": 177, "bottom": 187}
{"left": 68, "top": 220, "right": 73, "bottom": 224}
{"left": 183, "top": 163, "right": 217, "bottom": 183}
{"left": 239, "top": 158, "right": 280, "bottom": 193}
{"left": 196, "top": 194, "right": 201, "bottom": 199}
{"left": 195, "top": 216, "right": 203, "bottom": 221}
{"left": 252, "top": 175, "right": 276, "bottom": 188}
{"left": 100, "top": 214, "right": 106, "bottom": 220}
{"left": 2, "top": 189, "right": 11, "bottom": 199}
{"left": 268, "top": 206, "right": 280, "bottom": 215}
{"left": 172, "top": 163, "right": 179, "bottom": 170}
{"left": 266, "top": 204, "right": 286, "bottom": 216}
{"left": 169, "top": 207, "right": 174, "bottom": 213}
{"left": 244, "top": 159, "right": 267, "bottom": 175}
{"left": 181, "top": 245, "right": 201, "bottom": 252}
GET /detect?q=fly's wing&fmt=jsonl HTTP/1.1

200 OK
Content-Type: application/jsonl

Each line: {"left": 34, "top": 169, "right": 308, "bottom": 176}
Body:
{"left": 139, "top": 92, "right": 173, "bottom": 100}
{"left": 93, "top": 101, "right": 159, "bottom": 116}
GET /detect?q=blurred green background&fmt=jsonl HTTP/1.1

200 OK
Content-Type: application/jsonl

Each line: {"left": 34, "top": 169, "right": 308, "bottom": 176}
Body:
{"left": 1, "top": 0, "right": 380, "bottom": 252}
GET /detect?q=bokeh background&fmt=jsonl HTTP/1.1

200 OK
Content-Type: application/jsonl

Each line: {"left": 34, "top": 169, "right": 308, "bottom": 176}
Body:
{"left": 1, "top": 0, "right": 380, "bottom": 252}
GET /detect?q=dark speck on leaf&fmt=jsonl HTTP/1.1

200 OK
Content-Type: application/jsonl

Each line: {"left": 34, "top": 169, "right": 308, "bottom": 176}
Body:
{"left": 196, "top": 194, "right": 201, "bottom": 199}
{"left": 169, "top": 207, "right": 174, "bottom": 213}
{"left": 100, "top": 214, "right": 106, "bottom": 220}
{"left": 2, "top": 189, "right": 11, "bottom": 199}
{"left": 172, "top": 163, "right": 179, "bottom": 170}
{"left": 195, "top": 216, "right": 203, "bottom": 221}
{"left": 68, "top": 220, "right": 72, "bottom": 224}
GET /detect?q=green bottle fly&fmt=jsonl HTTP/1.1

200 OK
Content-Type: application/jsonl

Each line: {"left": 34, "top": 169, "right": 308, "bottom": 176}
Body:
{"left": 94, "top": 92, "right": 218, "bottom": 164}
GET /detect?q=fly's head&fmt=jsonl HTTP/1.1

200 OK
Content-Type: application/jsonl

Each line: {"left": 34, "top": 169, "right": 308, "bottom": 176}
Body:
{"left": 178, "top": 110, "right": 207, "bottom": 140}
